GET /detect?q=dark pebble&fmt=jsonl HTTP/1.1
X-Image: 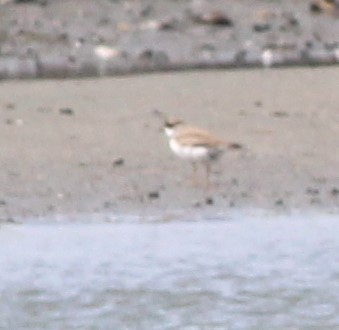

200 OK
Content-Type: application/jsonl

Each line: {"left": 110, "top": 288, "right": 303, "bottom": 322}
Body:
{"left": 59, "top": 108, "right": 74, "bottom": 116}
{"left": 192, "top": 11, "right": 233, "bottom": 27}
{"left": 229, "top": 143, "right": 242, "bottom": 149}
{"left": 113, "top": 158, "right": 125, "bottom": 167}
{"left": 331, "top": 188, "right": 339, "bottom": 196}
{"left": 6, "top": 217, "right": 15, "bottom": 223}
{"left": 16, "top": 0, "right": 48, "bottom": 4}
{"left": 231, "top": 178, "right": 238, "bottom": 186}
{"left": 5, "top": 103, "right": 16, "bottom": 110}
{"left": 148, "top": 191, "right": 160, "bottom": 200}
{"left": 287, "top": 16, "right": 299, "bottom": 27}
{"left": 306, "top": 187, "right": 319, "bottom": 195}
{"left": 305, "top": 40, "right": 314, "bottom": 49}
{"left": 310, "top": 197, "right": 321, "bottom": 204}
{"left": 272, "top": 111, "right": 289, "bottom": 118}
{"left": 103, "top": 201, "right": 114, "bottom": 208}
{"left": 275, "top": 199, "right": 284, "bottom": 206}
{"left": 158, "top": 18, "right": 179, "bottom": 31}
{"left": 205, "top": 197, "right": 214, "bottom": 205}
{"left": 254, "top": 100, "right": 263, "bottom": 107}
{"left": 253, "top": 23, "right": 271, "bottom": 32}
{"left": 138, "top": 50, "right": 169, "bottom": 66}
{"left": 79, "top": 162, "right": 89, "bottom": 167}
{"left": 0, "top": 200, "right": 6, "bottom": 206}
{"left": 310, "top": 3, "right": 322, "bottom": 13}
{"left": 5, "top": 118, "right": 14, "bottom": 125}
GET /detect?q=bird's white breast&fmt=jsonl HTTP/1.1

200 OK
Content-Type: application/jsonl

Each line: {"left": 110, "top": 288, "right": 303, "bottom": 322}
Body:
{"left": 169, "top": 138, "right": 209, "bottom": 160}
{"left": 165, "top": 127, "right": 175, "bottom": 138}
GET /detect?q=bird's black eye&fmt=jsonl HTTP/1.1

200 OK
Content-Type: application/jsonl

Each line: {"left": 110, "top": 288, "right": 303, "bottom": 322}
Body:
{"left": 165, "top": 122, "right": 174, "bottom": 128}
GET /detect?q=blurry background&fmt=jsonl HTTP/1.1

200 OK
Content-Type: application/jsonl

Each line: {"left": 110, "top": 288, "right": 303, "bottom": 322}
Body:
{"left": 0, "top": 0, "right": 338, "bottom": 78}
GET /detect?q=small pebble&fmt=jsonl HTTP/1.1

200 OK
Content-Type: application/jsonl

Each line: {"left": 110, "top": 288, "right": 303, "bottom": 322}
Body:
{"left": 306, "top": 187, "right": 319, "bottom": 195}
{"left": 231, "top": 178, "right": 238, "bottom": 186}
{"left": 205, "top": 197, "right": 214, "bottom": 205}
{"left": 275, "top": 199, "right": 284, "bottom": 206}
{"left": 310, "top": 197, "right": 321, "bottom": 204}
{"left": 192, "top": 10, "right": 233, "bottom": 27}
{"left": 331, "top": 188, "right": 339, "bottom": 196}
{"left": 5, "top": 103, "right": 15, "bottom": 110}
{"left": 6, "top": 217, "right": 15, "bottom": 223}
{"left": 253, "top": 23, "right": 271, "bottom": 32}
{"left": 113, "top": 158, "right": 125, "bottom": 167}
{"left": 272, "top": 111, "right": 289, "bottom": 118}
{"left": 59, "top": 108, "right": 74, "bottom": 116}
{"left": 148, "top": 191, "right": 160, "bottom": 200}
{"left": 79, "top": 162, "right": 89, "bottom": 167}
{"left": 310, "top": 3, "right": 323, "bottom": 13}
{"left": 103, "top": 201, "right": 114, "bottom": 208}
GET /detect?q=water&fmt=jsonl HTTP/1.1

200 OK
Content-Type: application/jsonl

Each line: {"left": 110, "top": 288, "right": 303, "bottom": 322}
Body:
{"left": 1, "top": 213, "right": 339, "bottom": 329}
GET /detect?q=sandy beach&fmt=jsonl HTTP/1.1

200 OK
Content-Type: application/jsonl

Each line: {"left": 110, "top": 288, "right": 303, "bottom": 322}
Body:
{"left": 0, "top": 66, "right": 339, "bottom": 222}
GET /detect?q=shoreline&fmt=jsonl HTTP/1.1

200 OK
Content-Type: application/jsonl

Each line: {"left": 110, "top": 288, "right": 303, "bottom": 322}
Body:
{"left": 1, "top": 66, "right": 339, "bottom": 222}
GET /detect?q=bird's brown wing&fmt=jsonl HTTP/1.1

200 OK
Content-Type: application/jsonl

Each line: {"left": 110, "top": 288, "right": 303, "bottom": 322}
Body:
{"left": 175, "top": 126, "right": 227, "bottom": 147}
{"left": 176, "top": 125, "right": 243, "bottom": 149}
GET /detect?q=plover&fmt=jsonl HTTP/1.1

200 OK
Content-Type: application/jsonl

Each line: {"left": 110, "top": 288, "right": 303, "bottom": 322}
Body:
{"left": 164, "top": 118, "right": 242, "bottom": 187}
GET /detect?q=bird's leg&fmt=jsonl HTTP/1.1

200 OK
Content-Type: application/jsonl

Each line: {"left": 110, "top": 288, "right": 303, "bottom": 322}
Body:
{"left": 205, "top": 161, "right": 211, "bottom": 190}
{"left": 191, "top": 161, "right": 199, "bottom": 186}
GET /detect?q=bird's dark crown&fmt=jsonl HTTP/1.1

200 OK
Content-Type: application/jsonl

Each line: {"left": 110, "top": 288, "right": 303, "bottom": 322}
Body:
{"left": 164, "top": 118, "right": 183, "bottom": 128}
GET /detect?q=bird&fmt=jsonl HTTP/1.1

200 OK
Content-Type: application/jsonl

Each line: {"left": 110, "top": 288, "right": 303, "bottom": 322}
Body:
{"left": 164, "top": 117, "right": 242, "bottom": 188}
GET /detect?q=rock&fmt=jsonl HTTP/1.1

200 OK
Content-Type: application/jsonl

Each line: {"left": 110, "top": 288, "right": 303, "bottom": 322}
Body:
{"left": 205, "top": 197, "right": 214, "bottom": 205}
{"left": 231, "top": 178, "right": 238, "bottom": 186}
{"left": 275, "top": 199, "right": 284, "bottom": 206}
{"left": 5, "top": 118, "right": 14, "bottom": 125}
{"left": 229, "top": 143, "right": 243, "bottom": 149}
{"left": 138, "top": 50, "right": 169, "bottom": 67}
{"left": 191, "top": 10, "right": 233, "bottom": 27}
{"left": 5, "top": 103, "right": 16, "bottom": 110}
{"left": 113, "top": 158, "right": 124, "bottom": 167}
{"left": 253, "top": 23, "right": 271, "bottom": 33}
{"left": 6, "top": 217, "right": 15, "bottom": 223}
{"left": 306, "top": 187, "right": 319, "bottom": 195}
{"left": 331, "top": 187, "right": 339, "bottom": 196}
{"left": 148, "top": 191, "right": 160, "bottom": 200}
{"left": 59, "top": 107, "right": 74, "bottom": 116}
{"left": 272, "top": 111, "right": 289, "bottom": 118}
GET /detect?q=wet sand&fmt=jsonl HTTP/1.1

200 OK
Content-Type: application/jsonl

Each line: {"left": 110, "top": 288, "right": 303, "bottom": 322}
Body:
{"left": 1, "top": 66, "right": 339, "bottom": 221}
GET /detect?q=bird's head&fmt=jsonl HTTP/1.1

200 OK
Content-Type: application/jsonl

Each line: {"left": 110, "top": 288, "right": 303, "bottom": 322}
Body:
{"left": 164, "top": 118, "right": 184, "bottom": 138}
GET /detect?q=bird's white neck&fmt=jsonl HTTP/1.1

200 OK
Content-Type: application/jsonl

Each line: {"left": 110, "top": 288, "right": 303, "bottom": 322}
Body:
{"left": 165, "top": 127, "right": 175, "bottom": 138}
